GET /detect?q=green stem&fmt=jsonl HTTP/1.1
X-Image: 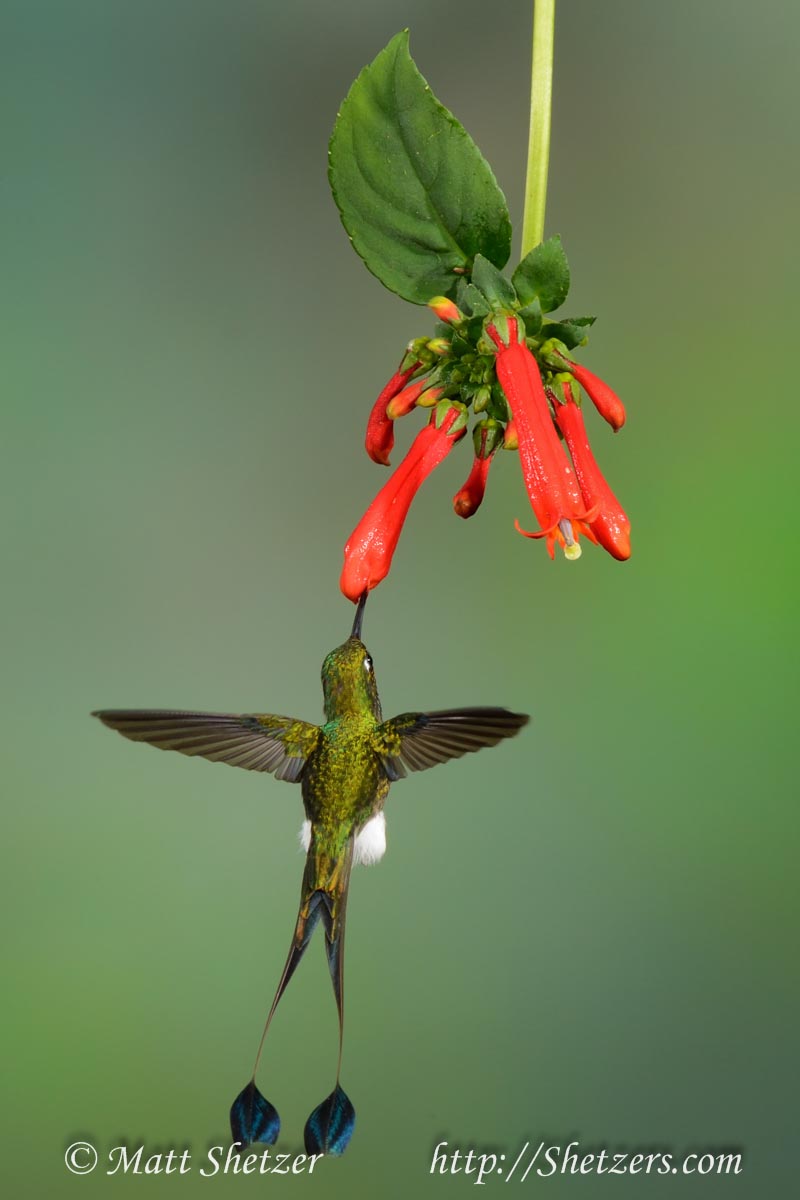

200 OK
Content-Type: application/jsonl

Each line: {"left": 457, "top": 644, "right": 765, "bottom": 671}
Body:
{"left": 521, "top": 0, "right": 556, "bottom": 258}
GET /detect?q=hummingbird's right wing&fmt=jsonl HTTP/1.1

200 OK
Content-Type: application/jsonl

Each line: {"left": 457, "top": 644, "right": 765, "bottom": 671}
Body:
{"left": 92, "top": 710, "right": 320, "bottom": 782}
{"left": 374, "top": 707, "right": 529, "bottom": 778}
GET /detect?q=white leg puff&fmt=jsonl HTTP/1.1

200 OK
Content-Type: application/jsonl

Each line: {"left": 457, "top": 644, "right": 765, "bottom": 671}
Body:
{"left": 353, "top": 811, "right": 387, "bottom": 866}
{"left": 298, "top": 812, "right": 387, "bottom": 865}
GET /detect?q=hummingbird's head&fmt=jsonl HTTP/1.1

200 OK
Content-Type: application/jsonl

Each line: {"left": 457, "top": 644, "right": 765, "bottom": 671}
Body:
{"left": 321, "top": 636, "right": 381, "bottom": 721}
{"left": 322, "top": 592, "right": 380, "bottom": 718}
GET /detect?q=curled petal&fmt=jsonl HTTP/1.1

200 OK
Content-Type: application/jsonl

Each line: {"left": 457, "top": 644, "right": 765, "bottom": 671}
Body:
{"left": 514, "top": 515, "right": 597, "bottom": 561}
{"left": 514, "top": 516, "right": 553, "bottom": 542}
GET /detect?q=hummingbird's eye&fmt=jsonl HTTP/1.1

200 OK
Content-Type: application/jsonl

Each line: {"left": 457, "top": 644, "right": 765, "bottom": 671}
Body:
{"left": 364, "top": 656, "right": 373, "bottom": 672}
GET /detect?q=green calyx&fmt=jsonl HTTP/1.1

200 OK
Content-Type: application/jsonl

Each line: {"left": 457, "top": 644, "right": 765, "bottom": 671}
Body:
{"left": 433, "top": 398, "right": 469, "bottom": 434}
{"left": 472, "top": 418, "right": 504, "bottom": 458}
{"left": 549, "top": 373, "right": 581, "bottom": 407}
{"left": 539, "top": 338, "right": 573, "bottom": 370}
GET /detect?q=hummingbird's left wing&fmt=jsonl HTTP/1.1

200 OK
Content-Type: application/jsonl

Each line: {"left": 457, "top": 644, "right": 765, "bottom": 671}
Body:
{"left": 373, "top": 707, "right": 529, "bottom": 778}
{"left": 92, "top": 710, "right": 320, "bottom": 782}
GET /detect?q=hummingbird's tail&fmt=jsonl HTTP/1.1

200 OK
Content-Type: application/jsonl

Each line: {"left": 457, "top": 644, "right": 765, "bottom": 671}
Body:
{"left": 229, "top": 827, "right": 356, "bottom": 1156}
{"left": 299, "top": 828, "right": 357, "bottom": 1157}
{"left": 265, "top": 829, "right": 355, "bottom": 1035}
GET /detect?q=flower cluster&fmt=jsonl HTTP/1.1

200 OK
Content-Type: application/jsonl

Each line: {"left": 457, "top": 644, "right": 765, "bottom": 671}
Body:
{"left": 487, "top": 316, "right": 630, "bottom": 561}
{"left": 340, "top": 267, "right": 631, "bottom": 603}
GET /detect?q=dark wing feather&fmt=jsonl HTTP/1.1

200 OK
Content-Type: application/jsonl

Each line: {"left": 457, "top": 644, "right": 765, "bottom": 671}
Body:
{"left": 92, "top": 709, "right": 320, "bottom": 782}
{"left": 374, "top": 707, "right": 529, "bottom": 777}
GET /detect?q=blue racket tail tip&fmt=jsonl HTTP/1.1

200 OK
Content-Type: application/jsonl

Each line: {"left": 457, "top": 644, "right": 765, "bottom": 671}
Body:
{"left": 304, "top": 1084, "right": 355, "bottom": 1157}
{"left": 230, "top": 1081, "right": 280, "bottom": 1147}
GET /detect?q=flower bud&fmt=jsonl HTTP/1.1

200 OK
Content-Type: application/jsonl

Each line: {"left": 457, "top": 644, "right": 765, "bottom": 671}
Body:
{"left": 415, "top": 385, "right": 445, "bottom": 408}
{"left": 473, "top": 385, "right": 492, "bottom": 413}
{"left": 427, "top": 296, "right": 463, "bottom": 324}
{"left": 503, "top": 420, "right": 519, "bottom": 451}
{"left": 385, "top": 376, "right": 434, "bottom": 419}
{"left": 563, "top": 359, "right": 626, "bottom": 431}
{"left": 540, "top": 342, "right": 626, "bottom": 431}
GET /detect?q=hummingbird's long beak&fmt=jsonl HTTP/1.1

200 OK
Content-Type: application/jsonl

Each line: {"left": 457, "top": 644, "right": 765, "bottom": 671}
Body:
{"left": 351, "top": 591, "right": 368, "bottom": 641}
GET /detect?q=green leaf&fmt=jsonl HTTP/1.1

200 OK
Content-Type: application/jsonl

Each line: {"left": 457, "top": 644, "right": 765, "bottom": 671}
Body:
{"left": 455, "top": 278, "right": 473, "bottom": 313}
{"left": 456, "top": 282, "right": 490, "bottom": 317}
{"left": 541, "top": 315, "right": 595, "bottom": 351}
{"left": 518, "top": 298, "right": 542, "bottom": 337}
{"left": 512, "top": 235, "right": 570, "bottom": 313}
{"left": 328, "top": 31, "right": 511, "bottom": 304}
{"left": 470, "top": 254, "right": 517, "bottom": 311}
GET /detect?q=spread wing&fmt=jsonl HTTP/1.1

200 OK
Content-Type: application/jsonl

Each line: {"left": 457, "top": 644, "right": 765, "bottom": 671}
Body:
{"left": 373, "top": 707, "right": 529, "bottom": 779}
{"left": 92, "top": 709, "right": 320, "bottom": 782}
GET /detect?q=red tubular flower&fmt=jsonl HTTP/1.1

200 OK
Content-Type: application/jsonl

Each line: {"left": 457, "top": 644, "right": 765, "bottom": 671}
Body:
{"left": 552, "top": 384, "right": 631, "bottom": 560}
{"left": 341, "top": 403, "right": 467, "bottom": 601}
{"left": 452, "top": 421, "right": 501, "bottom": 519}
{"left": 486, "top": 318, "right": 594, "bottom": 560}
{"left": 365, "top": 357, "right": 426, "bottom": 466}
{"left": 561, "top": 358, "right": 626, "bottom": 432}
{"left": 453, "top": 456, "right": 491, "bottom": 519}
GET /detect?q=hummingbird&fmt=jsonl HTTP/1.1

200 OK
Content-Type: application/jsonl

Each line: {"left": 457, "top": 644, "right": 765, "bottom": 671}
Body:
{"left": 93, "top": 593, "right": 528, "bottom": 1157}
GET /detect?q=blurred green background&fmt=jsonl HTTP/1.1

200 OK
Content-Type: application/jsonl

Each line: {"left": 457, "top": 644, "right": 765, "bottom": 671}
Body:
{"left": 2, "top": 0, "right": 797, "bottom": 1195}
